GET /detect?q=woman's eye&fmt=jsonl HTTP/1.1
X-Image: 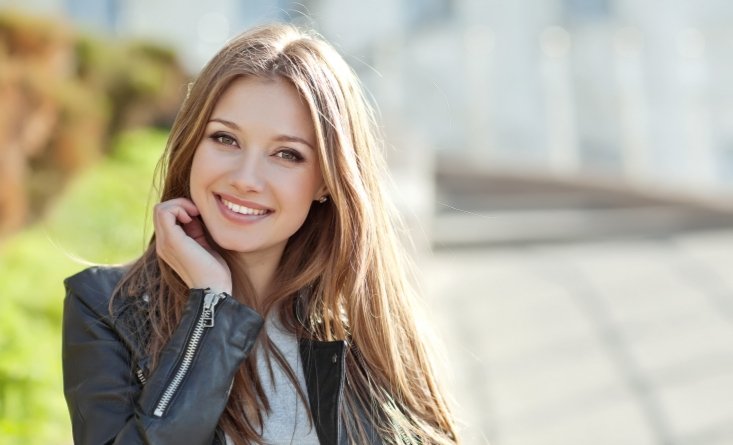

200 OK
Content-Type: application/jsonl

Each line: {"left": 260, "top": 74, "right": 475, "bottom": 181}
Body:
{"left": 211, "top": 133, "right": 238, "bottom": 146}
{"left": 275, "top": 149, "right": 304, "bottom": 162}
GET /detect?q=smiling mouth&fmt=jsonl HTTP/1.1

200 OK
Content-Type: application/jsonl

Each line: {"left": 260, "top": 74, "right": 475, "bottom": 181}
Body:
{"left": 219, "top": 196, "right": 271, "bottom": 216}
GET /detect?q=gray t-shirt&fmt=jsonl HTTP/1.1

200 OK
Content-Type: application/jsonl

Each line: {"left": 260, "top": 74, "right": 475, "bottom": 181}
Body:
{"left": 226, "top": 314, "right": 320, "bottom": 445}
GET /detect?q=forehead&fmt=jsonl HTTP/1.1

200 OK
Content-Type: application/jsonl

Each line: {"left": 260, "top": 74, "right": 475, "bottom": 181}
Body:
{"left": 211, "top": 76, "right": 315, "bottom": 142}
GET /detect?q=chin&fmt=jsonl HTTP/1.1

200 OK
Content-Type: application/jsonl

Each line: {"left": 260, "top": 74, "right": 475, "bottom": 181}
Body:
{"left": 211, "top": 235, "right": 277, "bottom": 256}
{"left": 212, "top": 237, "right": 256, "bottom": 254}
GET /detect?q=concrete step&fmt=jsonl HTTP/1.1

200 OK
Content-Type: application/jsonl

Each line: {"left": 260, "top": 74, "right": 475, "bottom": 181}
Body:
{"left": 433, "top": 158, "right": 733, "bottom": 247}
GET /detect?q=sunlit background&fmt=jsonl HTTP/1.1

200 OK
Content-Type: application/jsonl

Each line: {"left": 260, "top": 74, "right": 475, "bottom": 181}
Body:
{"left": 1, "top": 1, "right": 733, "bottom": 444}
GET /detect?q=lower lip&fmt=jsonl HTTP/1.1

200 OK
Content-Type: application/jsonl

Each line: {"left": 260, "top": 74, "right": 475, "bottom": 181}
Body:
{"left": 215, "top": 195, "right": 271, "bottom": 224}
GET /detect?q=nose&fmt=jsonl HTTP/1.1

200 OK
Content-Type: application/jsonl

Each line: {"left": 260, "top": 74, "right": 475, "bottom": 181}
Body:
{"left": 229, "top": 150, "right": 265, "bottom": 193}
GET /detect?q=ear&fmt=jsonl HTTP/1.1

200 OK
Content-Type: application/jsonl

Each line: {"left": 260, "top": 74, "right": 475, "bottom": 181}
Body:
{"left": 313, "top": 183, "right": 329, "bottom": 201}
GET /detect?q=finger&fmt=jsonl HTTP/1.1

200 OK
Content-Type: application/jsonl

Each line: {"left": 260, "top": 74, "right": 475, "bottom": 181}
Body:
{"left": 154, "top": 206, "right": 193, "bottom": 254}
{"left": 182, "top": 216, "right": 211, "bottom": 249}
{"left": 153, "top": 200, "right": 199, "bottom": 231}
{"left": 162, "top": 197, "right": 200, "bottom": 216}
{"left": 170, "top": 206, "right": 194, "bottom": 225}
{"left": 155, "top": 203, "right": 194, "bottom": 227}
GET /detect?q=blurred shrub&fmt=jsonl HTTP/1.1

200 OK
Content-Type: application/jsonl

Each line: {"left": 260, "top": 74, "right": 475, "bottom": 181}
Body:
{"left": 0, "top": 11, "right": 77, "bottom": 237}
{"left": 0, "top": 10, "right": 186, "bottom": 237}
{"left": 75, "top": 35, "right": 187, "bottom": 136}
{"left": 0, "top": 128, "right": 166, "bottom": 445}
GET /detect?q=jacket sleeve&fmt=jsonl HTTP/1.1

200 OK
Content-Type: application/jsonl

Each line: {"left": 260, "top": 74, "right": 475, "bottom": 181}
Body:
{"left": 62, "top": 270, "right": 263, "bottom": 445}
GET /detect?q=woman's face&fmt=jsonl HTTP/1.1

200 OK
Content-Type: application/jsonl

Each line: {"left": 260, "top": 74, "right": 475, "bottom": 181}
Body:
{"left": 189, "top": 76, "right": 325, "bottom": 261}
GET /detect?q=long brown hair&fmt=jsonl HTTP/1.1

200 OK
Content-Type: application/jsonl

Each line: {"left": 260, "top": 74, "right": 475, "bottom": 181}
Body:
{"left": 116, "top": 23, "right": 458, "bottom": 444}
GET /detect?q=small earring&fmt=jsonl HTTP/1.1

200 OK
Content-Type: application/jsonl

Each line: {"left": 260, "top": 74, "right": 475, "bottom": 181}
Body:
{"left": 318, "top": 195, "right": 328, "bottom": 203}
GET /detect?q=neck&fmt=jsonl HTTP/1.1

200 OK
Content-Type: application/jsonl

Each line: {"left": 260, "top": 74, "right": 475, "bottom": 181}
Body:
{"left": 231, "top": 245, "right": 285, "bottom": 302}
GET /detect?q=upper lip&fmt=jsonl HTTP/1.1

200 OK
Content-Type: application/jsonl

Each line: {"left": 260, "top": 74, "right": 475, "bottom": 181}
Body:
{"left": 217, "top": 193, "right": 273, "bottom": 211}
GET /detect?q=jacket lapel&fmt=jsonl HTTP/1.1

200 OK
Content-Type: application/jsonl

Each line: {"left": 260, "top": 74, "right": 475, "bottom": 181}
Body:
{"left": 299, "top": 339, "right": 346, "bottom": 445}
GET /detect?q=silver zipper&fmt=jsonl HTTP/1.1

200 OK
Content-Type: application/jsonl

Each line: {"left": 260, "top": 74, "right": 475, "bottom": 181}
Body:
{"left": 136, "top": 368, "right": 147, "bottom": 385}
{"left": 153, "top": 291, "right": 226, "bottom": 417}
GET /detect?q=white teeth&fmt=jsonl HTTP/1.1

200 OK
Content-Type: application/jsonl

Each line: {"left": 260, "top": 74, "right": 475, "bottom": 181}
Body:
{"left": 221, "top": 198, "right": 268, "bottom": 216}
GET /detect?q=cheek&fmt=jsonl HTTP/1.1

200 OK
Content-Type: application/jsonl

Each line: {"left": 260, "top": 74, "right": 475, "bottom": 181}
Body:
{"left": 286, "top": 192, "right": 316, "bottom": 232}
{"left": 188, "top": 149, "right": 208, "bottom": 203}
{"left": 295, "top": 172, "right": 322, "bottom": 205}
{"left": 277, "top": 174, "right": 319, "bottom": 217}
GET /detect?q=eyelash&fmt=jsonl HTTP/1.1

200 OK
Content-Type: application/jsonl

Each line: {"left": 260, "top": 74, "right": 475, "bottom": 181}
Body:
{"left": 209, "top": 132, "right": 305, "bottom": 163}
{"left": 211, "top": 133, "right": 237, "bottom": 146}
{"left": 275, "top": 149, "right": 304, "bottom": 162}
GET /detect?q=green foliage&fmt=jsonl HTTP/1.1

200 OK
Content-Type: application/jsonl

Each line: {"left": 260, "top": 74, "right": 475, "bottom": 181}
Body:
{"left": 0, "top": 128, "right": 167, "bottom": 445}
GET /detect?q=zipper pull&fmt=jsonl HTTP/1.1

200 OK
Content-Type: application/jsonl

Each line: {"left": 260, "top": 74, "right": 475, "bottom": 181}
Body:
{"left": 202, "top": 291, "right": 226, "bottom": 328}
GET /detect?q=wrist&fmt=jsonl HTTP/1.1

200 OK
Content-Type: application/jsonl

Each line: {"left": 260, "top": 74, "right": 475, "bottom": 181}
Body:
{"left": 204, "top": 286, "right": 232, "bottom": 295}
{"left": 191, "top": 282, "right": 231, "bottom": 295}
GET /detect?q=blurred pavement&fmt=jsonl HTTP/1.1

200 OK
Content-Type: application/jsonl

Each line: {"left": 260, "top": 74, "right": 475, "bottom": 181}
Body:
{"left": 427, "top": 231, "right": 733, "bottom": 445}
{"left": 423, "top": 169, "right": 733, "bottom": 445}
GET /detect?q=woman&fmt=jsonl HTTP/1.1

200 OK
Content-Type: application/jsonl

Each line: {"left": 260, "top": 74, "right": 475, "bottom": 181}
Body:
{"left": 62, "top": 23, "right": 458, "bottom": 445}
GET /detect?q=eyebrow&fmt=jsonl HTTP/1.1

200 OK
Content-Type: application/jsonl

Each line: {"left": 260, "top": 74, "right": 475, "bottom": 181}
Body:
{"left": 209, "top": 118, "right": 315, "bottom": 150}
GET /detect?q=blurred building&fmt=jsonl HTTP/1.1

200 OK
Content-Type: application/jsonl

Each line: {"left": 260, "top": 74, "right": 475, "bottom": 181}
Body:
{"left": 311, "top": 0, "right": 733, "bottom": 199}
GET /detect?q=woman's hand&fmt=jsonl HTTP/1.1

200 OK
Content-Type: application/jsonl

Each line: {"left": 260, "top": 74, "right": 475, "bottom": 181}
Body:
{"left": 154, "top": 198, "right": 232, "bottom": 294}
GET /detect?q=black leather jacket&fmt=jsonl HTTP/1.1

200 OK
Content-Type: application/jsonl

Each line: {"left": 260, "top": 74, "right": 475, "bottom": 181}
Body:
{"left": 62, "top": 266, "right": 376, "bottom": 445}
